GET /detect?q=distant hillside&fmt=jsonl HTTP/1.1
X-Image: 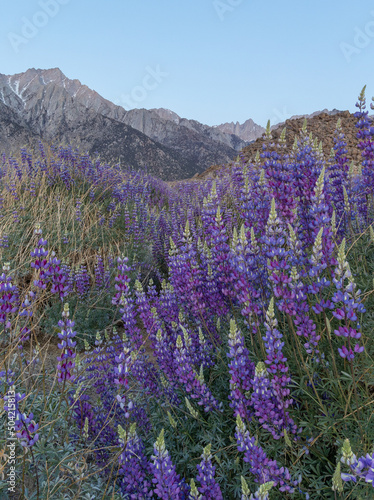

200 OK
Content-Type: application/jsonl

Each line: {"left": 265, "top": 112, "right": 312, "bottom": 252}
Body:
{"left": 214, "top": 109, "right": 342, "bottom": 144}
{"left": 196, "top": 110, "right": 362, "bottom": 179}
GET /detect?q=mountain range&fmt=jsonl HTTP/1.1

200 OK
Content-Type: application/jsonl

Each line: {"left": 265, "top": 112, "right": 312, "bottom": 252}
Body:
{"left": 0, "top": 68, "right": 350, "bottom": 180}
{"left": 0, "top": 68, "right": 254, "bottom": 180}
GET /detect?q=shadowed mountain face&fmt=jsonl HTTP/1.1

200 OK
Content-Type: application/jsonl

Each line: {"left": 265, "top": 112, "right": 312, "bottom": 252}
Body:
{"left": 0, "top": 68, "right": 249, "bottom": 180}
{"left": 0, "top": 100, "right": 40, "bottom": 153}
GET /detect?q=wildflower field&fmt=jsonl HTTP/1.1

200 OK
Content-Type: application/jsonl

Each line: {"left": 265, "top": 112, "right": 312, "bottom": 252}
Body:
{"left": 0, "top": 89, "right": 374, "bottom": 500}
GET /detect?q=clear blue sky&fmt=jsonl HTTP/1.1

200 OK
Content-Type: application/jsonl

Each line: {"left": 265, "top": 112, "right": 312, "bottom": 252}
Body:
{"left": 1, "top": 0, "right": 373, "bottom": 127}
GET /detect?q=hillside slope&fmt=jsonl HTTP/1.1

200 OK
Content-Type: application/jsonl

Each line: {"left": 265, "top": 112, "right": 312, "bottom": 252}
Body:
{"left": 196, "top": 110, "right": 362, "bottom": 179}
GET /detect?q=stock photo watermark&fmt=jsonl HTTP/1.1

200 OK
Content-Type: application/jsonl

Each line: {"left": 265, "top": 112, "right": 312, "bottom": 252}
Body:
{"left": 4, "top": 387, "right": 17, "bottom": 494}
{"left": 340, "top": 10, "right": 374, "bottom": 62}
{"left": 270, "top": 106, "right": 291, "bottom": 127}
{"left": 115, "top": 65, "right": 168, "bottom": 109}
{"left": 8, "top": 0, "right": 71, "bottom": 54}
{"left": 213, "top": 0, "right": 244, "bottom": 21}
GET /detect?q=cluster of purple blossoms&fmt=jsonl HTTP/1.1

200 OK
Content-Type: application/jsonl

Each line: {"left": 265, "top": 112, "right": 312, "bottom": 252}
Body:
{"left": 235, "top": 414, "right": 299, "bottom": 493}
{"left": 114, "top": 345, "right": 134, "bottom": 419}
{"left": 327, "top": 118, "right": 350, "bottom": 231}
{"left": 150, "top": 429, "right": 189, "bottom": 499}
{"left": 112, "top": 256, "right": 143, "bottom": 348}
{"left": 74, "top": 264, "right": 90, "bottom": 299}
{"left": 15, "top": 410, "right": 40, "bottom": 447}
{"left": 227, "top": 319, "right": 254, "bottom": 421}
{"left": 262, "top": 298, "right": 297, "bottom": 436}
{"left": 117, "top": 423, "right": 153, "bottom": 498}
{"left": 175, "top": 334, "right": 222, "bottom": 413}
{"left": 0, "top": 262, "right": 19, "bottom": 330}
{"left": 4, "top": 392, "right": 39, "bottom": 448}
{"left": 194, "top": 443, "right": 223, "bottom": 499}
{"left": 331, "top": 239, "right": 365, "bottom": 360}
{"left": 56, "top": 303, "right": 77, "bottom": 383}
{"left": 30, "top": 225, "right": 69, "bottom": 300}
{"left": 338, "top": 439, "right": 374, "bottom": 486}
{"left": 355, "top": 86, "right": 374, "bottom": 202}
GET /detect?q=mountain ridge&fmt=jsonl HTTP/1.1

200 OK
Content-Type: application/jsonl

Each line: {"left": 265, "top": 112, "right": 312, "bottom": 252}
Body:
{"left": 0, "top": 68, "right": 250, "bottom": 179}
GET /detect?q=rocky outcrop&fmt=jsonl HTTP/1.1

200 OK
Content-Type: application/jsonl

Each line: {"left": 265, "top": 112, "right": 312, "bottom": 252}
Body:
{"left": 197, "top": 111, "right": 364, "bottom": 179}
{"left": 242, "top": 110, "right": 362, "bottom": 164}
{"left": 215, "top": 118, "right": 265, "bottom": 143}
{"left": 215, "top": 110, "right": 343, "bottom": 144}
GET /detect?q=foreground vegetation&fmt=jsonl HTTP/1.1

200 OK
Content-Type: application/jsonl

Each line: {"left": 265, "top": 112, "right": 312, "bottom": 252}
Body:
{"left": 0, "top": 88, "right": 374, "bottom": 499}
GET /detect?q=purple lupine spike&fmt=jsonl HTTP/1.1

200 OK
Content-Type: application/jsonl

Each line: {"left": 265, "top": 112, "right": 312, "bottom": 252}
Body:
{"left": 118, "top": 423, "right": 153, "bottom": 499}
{"left": 263, "top": 298, "right": 297, "bottom": 436}
{"left": 235, "top": 415, "right": 299, "bottom": 494}
{"left": 355, "top": 86, "right": 374, "bottom": 204}
{"left": 75, "top": 264, "right": 91, "bottom": 299}
{"left": 151, "top": 429, "right": 189, "bottom": 499}
{"left": 308, "top": 168, "right": 336, "bottom": 270}
{"left": 227, "top": 319, "right": 254, "bottom": 421}
{"left": 30, "top": 225, "right": 51, "bottom": 290}
{"left": 195, "top": 444, "right": 223, "bottom": 499}
{"left": 15, "top": 411, "right": 40, "bottom": 447}
{"left": 4, "top": 392, "right": 39, "bottom": 448}
{"left": 327, "top": 118, "right": 350, "bottom": 231}
{"left": 339, "top": 439, "right": 374, "bottom": 487}
{"left": 48, "top": 253, "right": 70, "bottom": 301}
{"left": 56, "top": 303, "right": 77, "bottom": 383}
{"left": 94, "top": 255, "right": 106, "bottom": 292}
{"left": 75, "top": 198, "right": 82, "bottom": 222}
{"left": 175, "top": 334, "right": 222, "bottom": 413}
{"left": 0, "top": 263, "right": 19, "bottom": 330}
{"left": 332, "top": 239, "right": 365, "bottom": 361}
{"left": 209, "top": 206, "right": 233, "bottom": 299}
{"left": 114, "top": 345, "right": 134, "bottom": 419}
{"left": 112, "top": 256, "right": 143, "bottom": 349}
{"left": 250, "top": 361, "right": 293, "bottom": 440}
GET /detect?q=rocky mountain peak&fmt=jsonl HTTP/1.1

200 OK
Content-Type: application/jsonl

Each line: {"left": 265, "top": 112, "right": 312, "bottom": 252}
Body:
{"left": 215, "top": 118, "right": 265, "bottom": 143}
{"left": 0, "top": 67, "right": 256, "bottom": 180}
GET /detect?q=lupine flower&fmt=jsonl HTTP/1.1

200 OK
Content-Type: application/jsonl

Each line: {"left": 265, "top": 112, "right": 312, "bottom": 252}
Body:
{"left": 74, "top": 264, "right": 90, "bottom": 299}
{"left": 15, "top": 411, "right": 40, "bottom": 447}
{"left": 332, "top": 239, "right": 365, "bottom": 360}
{"left": 189, "top": 479, "right": 202, "bottom": 500}
{"left": 241, "top": 476, "right": 274, "bottom": 500}
{"left": 48, "top": 253, "right": 70, "bottom": 300}
{"left": 339, "top": 438, "right": 374, "bottom": 487}
{"left": 56, "top": 303, "right": 77, "bottom": 383}
{"left": 332, "top": 462, "right": 344, "bottom": 493}
{"left": 114, "top": 345, "right": 134, "bottom": 419}
{"left": 355, "top": 86, "right": 374, "bottom": 203}
{"left": 118, "top": 423, "right": 153, "bottom": 499}
{"left": 195, "top": 444, "right": 223, "bottom": 499}
{"left": 175, "top": 335, "right": 222, "bottom": 413}
{"left": 235, "top": 415, "right": 298, "bottom": 493}
{"left": 4, "top": 392, "right": 39, "bottom": 448}
{"left": 150, "top": 429, "right": 189, "bottom": 499}
{"left": 112, "top": 256, "right": 143, "bottom": 348}
{"left": 0, "top": 263, "right": 19, "bottom": 330}
{"left": 262, "top": 299, "right": 297, "bottom": 436}
{"left": 227, "top": 319, "right": 254, "bottom": 420}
